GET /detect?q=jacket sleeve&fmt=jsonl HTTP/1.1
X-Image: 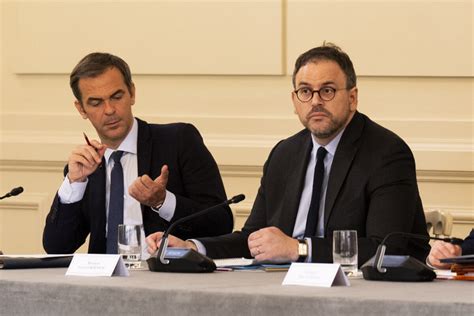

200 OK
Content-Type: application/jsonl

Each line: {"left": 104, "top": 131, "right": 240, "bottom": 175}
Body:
{"left": 43, "top": 193, "right": 90, "bottom": 254}
{"left": 168, "top": 124, "right": 234, "bottom": 239}
{"left": 43, "top": 166, "right": 91, "bottom": 254}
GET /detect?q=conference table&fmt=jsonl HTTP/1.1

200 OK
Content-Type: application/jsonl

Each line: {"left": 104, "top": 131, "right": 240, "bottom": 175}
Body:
{"left": 0, "top": 266, "right": 472, "bottom": 315}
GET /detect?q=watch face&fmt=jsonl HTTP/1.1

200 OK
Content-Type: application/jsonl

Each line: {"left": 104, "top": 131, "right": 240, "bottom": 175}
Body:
{"left": 298, "top": 241, "right": 308, "bottom": 256}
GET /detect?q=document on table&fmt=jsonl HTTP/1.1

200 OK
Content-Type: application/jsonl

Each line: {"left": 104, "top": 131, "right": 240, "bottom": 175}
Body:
{"left": 440, "top": 254, "right": 474, "bottom": 264}
{"left": 214, "top": 258, "right": 290, "bottom": 271}
{"left": 0, "top": 254, "right": 73, "bottom": 269}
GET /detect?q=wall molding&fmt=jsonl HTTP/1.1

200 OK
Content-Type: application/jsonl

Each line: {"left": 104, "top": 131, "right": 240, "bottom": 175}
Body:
{"left": 1, "top": 160, "right": 473, "bottom": 184}
{"left": 0, "top": 201, "right": 39, "bottom": 212}
{"left": 417, "top": 170, "right": 474, "bottom": 184}
{"left": 0, "top": 193, "right": 51, "bottom": 212}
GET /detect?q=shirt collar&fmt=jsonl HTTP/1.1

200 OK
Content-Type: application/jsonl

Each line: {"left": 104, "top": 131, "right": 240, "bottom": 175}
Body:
{"left": 310, "top": 127, "right": 345, "bottom": 157}
{"left": 104, "top": 118, "right": 138, "bottom": 163}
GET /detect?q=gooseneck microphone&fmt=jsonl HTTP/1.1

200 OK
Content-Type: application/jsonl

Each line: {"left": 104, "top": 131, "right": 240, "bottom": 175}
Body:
{"left": 362, "top": 231, "right": 464, "bottom": 282}
{"left": 0, "top": 187, "right": 24, "bottom": 200}
{"left": 147, "top": 194, "right": 245, "bottom": 273}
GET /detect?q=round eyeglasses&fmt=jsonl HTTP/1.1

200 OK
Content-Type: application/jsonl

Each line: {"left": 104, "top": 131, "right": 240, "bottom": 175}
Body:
{"left": 294, "top": 86, "right": 347, "bottom": 102}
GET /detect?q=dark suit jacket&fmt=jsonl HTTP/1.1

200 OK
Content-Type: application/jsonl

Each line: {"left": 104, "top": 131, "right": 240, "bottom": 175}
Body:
{"left": 43, "top": 118, "right": 233, "bottom": 254}
{"left": 200, "top": 112, "right": 430, "bottom": 265}
{"left": 461, "top": 229, "right": 474, "bottom": 255}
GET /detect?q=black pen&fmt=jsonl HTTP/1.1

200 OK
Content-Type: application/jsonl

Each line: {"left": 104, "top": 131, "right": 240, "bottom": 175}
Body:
{"left": 83, "top": 132, "right": 103, "bottom": 168}
{"left": 83, "top": 132, "right": 92, "bottom": 146}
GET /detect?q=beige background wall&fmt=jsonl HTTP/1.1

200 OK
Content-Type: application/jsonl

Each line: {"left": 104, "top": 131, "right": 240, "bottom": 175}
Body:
{"left": 0, "top": 0, "right": 472, "bottom": 254}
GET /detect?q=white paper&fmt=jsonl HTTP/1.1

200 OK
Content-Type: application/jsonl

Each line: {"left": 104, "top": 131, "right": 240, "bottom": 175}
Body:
{"left": 214, "top": 257, "right": 257, "bottom": 267}
{"left": 66, "top": 254, "right": 129, "bottom": 277}
{"left": 282, "top": 263, "right": 350, "bottom": 287}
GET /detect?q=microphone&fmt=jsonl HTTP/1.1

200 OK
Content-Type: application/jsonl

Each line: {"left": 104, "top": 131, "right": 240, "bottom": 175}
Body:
{"left": 147, "top": 194, "right": 245, "bottom": 273}
{"left": 0, "top": 187, "right": 24, "bottom": 200}
{"left": 361, "top": 232, "right": 463, "bottom": 282}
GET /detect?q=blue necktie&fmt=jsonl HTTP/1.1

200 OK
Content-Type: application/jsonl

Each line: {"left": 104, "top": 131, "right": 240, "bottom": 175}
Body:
{"left": 106, "top": 150, "right": 124, "bottom": 254}
{"left": 304, "top": 146, "right": 328, "bottom": 237}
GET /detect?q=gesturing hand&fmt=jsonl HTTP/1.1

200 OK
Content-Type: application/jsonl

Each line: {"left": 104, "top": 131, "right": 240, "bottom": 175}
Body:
{"left": 129, "top": 165, "right": 169, "bottom": 208}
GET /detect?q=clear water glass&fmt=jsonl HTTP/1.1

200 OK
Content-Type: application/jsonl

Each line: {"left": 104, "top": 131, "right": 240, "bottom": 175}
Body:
{"left": 118, "top": 224, "right": 142, "bottom": 269}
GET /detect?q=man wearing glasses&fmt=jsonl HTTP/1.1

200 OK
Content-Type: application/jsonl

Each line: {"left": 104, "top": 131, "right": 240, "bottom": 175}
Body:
{"left": 147, "top": 43, "right": 430, "bottom": 266}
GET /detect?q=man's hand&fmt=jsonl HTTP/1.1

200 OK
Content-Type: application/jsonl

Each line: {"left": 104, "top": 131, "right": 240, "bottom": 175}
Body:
{"left": 247, "top": 226, "right": 299, "bottom": 263}
{"left": 427, "top": 240, "right": 462, "bottom": 269}
{"left": 67, "top": 139, "right": 106, "bottom": 183}
{"left": 129, "top": 165, "right": 169, "bottom": 208}
{"left": 146, "top": 231, "right": 197, "bottom": 254}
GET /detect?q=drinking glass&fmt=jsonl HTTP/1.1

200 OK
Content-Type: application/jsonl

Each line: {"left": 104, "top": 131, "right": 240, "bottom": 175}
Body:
{"left": 118, "top": 224, "right": 142, "bottom": 269}
{"left": 333, "top": 230, "right": 358, "bottom": 275}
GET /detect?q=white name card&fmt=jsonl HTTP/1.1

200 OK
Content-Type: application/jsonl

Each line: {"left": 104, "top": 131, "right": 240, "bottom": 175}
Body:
{"left": 66, "top": 254, "right": 129, "bottom": 277}
{"left": 282, "top": 263, "right": 350, "bottom": 287}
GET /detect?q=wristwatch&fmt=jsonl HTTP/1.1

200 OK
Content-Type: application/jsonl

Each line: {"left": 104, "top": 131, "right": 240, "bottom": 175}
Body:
{"left": 297, "top": 239, "right": 308, "bottom": 262}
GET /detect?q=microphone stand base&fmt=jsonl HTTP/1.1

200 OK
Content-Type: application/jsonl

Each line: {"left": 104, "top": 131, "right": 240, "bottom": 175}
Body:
{"left": 361, "top": 255, "right": 436, "bottom": 282}
{"left": 147, "top": 248, "right": 216, "bottom": 273}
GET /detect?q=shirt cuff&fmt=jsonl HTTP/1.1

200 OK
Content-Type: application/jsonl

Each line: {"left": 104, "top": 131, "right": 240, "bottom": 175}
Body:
{"left": 188, "top": 239, "right": 207, "bottom": 256}
{"left": 152, "top": 190, "right": 176, "bottom": 222}
{"left": 57, "top": 176, "right": 88, "bottom": 204}
{"left": 305, "top": 237, "right": 312, "bottom": 263}
{"left": 425, "top": 257, "right": 436, "bottom": 269}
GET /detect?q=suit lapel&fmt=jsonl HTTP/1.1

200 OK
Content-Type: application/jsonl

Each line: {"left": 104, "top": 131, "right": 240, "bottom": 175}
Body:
{"left": 279, "top": 132, "right": 313, "bottom": 236}
{"left": 136, "top": 118, "right": 153, "bottom": 215}
{"left": 88, "top": 159, "right": 107, "bottom": 242}
{"left": 136, "top": 118, "right": 152, "bottom": 178}
{"left": 324, "top": 112, "right": 365, "bottom": 229}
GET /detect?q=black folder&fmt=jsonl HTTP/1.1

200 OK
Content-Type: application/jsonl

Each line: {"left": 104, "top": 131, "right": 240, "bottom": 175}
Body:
{"left": 440, "top": 254, "right": 474, "bottom": 264}
{"left": 0, "top": 255, "right": 73, "bottom": 269}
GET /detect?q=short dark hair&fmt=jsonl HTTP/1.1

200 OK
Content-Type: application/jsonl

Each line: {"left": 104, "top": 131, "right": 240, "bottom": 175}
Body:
{"left": 70, "top": 52, "right": 133, "bottom": 103}
{"left": 292, "top": 43, "right": 356, "bottom": 89}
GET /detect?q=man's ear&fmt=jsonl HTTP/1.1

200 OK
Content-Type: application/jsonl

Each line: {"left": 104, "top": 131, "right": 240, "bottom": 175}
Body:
{"left": 291, "top": 91, "right": 298, "bottom": 114}
{"left": 74, "top": 101, "right": 88, "bottom": 119}
{"left": 349, "top": 87, "right": 358, "bottom": 112}
{"left": 130, "top": 83, "right": 136, "bottom": 106}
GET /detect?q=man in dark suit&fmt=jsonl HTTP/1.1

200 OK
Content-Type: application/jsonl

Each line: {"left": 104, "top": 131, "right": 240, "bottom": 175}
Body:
{"left": 43, "top": 53, "right": 233, "bottom": 256}
{"left": 427, "top": 229, "right": 474, "bottom": 268}
{"left": 146, "top": 43, "right": 430, "bottom": 266}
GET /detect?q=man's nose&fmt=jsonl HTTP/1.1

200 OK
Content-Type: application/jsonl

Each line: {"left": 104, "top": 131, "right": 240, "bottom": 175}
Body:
{"left": 310, "top": 91, "right": 323, "bottom": 106}
{"left": 103, "top": 99, "right": 115, "bottom": 113}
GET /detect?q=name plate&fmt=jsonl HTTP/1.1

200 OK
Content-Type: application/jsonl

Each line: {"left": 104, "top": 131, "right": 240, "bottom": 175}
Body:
{"left": 66, "top": 254, "right": 129, "bottom": 277}
{"left": 282, "top": 263, "right": 350, "bottom": 287}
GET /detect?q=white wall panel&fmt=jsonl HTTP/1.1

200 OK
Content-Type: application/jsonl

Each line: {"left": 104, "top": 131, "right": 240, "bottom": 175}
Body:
{"left": 287, "top": 0, "right": 473, "bottom": 77}
{"left": 9, "top": 0, "right": 282, "bottom": 75}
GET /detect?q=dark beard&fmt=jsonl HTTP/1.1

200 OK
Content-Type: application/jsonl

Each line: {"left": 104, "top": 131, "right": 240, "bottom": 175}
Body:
{"left": 308, "top": 106, "right": 350, "bottom": 139}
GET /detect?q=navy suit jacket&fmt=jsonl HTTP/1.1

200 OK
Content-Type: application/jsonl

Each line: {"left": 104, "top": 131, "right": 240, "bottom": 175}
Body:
{"left": 43, "top": 118, "right": 233, "bottom": 254}
{"left": 461, "top": 229, "right": 474, "bottom": 255}
{"left": 200, "top": 112, "right": 430, "bottom": 265}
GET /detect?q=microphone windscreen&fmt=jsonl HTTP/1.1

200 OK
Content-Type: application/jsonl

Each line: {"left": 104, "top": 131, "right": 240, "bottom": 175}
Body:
{"left": 230, "top": 194, "right": 245, "bottom": 204}
{"left": 10, "top": 187, "right": 24, "bottom": 196}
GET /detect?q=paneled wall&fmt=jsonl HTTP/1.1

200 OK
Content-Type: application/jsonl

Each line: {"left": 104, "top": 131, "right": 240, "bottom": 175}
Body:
{"left": 1, "top": 0, "right": 472, "bottom": 254}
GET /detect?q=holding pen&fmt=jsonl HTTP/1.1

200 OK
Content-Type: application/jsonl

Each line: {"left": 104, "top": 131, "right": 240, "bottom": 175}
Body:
{"left": 65, "top": 133, "right": 107, "bottom": 183}
{"left": 83, "top": 132, "right": 93, "bottom": 147}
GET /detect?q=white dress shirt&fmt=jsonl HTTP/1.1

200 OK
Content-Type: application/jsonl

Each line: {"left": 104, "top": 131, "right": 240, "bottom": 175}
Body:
{"left": 193, "top": 129, "right": 345, "bottom": 261}
{"left": 292, "top": 129, "right": 344, "bottom": 261}
{"left": 58, "top": 118, "right": 176, "bottom": 259}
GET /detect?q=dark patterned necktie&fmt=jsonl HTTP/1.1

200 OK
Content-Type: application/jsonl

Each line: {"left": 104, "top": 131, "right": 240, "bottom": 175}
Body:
{"left": 304, "top": 146, "right": 328, "bottom": 237}
{"left": 106, "top": 150, "right": 124, "bottom": 254}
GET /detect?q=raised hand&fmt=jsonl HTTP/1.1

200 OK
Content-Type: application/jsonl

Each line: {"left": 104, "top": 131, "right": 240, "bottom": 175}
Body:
{"left": 67, "top": 139, "right": 106, "bottom": 183}
{"left": 129, "top": 165, "right": 169, "bottom": 208}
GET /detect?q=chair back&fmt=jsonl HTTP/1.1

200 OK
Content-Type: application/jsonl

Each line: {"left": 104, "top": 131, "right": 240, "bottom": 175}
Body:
{"left": 424, "top": 209, "right": 453, "bottom": 237}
